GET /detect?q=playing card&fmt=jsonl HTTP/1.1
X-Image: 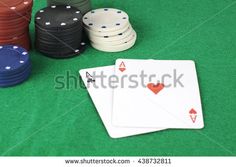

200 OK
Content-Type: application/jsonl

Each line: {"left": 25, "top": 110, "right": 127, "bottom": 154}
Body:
{"left": 79, "top": 65, "right": 166, "bottom": 138}
{"left": 112, "top": 59, "right": 204, "bottom": 129}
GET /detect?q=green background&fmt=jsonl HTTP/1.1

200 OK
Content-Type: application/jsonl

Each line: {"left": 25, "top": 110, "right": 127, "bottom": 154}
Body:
{"left": 0, "top": 0, "right": 236, "bottom": 156}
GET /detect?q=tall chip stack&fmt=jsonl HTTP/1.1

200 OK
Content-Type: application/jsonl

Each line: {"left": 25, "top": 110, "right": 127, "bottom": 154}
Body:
{"left": 47, "top": 0, "right": 92, "bottom": 15}
{"left": 0, "top": 0, "right": 33, "bottom": 51}
{"left": 35, "top": 5, "right": 86, "bottom": 59}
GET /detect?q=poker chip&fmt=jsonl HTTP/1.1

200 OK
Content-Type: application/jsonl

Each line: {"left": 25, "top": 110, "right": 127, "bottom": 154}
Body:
{"left": 47, "top": 0, "right": 92, "bottom": 15}
{"left": 35, "top": 5, "right": 86, "bottom": 59}
{"left": 0, "top": 0, "right": 33, "bottom": 16}
{"left": 90, "top": 29, "right": 136, "bottom": 46}
{"left": 84, "top": 23, "right": 130, "bottom": 37}
{"left": 36, "top": 41, "right": 86, "bottom": 59}
{"left": 83, "top": 8, "right": 129, "bottom": 32}
{"left": 0, "top": 45, "right": 32, "bottom": 88}
{"left": 83, "top": 8, "right": 137, "bottom": 52}
{"left": 91, "top": 31, "right": 137, "bottom": 52}
{"left": 88, "top": 26, "right": 133, "bottom": 43}
{"left": 0, "top": 0, "right": 33, "bottom": 50}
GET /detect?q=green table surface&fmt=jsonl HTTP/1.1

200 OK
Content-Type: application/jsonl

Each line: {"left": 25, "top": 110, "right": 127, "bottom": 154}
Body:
{"left": 0, "top": 0, "right": 236, "bottom": 156}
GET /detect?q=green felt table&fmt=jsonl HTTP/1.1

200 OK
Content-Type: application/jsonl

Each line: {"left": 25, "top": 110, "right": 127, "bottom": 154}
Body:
{"left": 0, "top": 0, "right": 236, "bottom": 156}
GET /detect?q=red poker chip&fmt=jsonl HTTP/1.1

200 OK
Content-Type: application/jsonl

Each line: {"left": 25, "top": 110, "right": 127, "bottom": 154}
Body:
{"left": 0, "top": 0, "right": 33, "bottom": 16}
{"left": 0, "top": 10, "right": 32, "bottom": 20}
{"left": 0, "top": 32, "right": 30, "bottom": 50}
{"left": 0, "top": 19, "right": 30, "bottom": 28}
{"left": 0, "top": 32, "right": 28, "bottom": 42}
{"left": 0, "top": 16, "right": 29, "bottom": 27}
{"left": 0, "top": 27, "right": 29, "bottom": 39}
{"left": 0, "top": 13, "right": 31, "bottom": 25}
{"left": 0, "top": 26, "right": 28, "bottom": 39}
{"left": 16, "top": 35, "right": 30, "bottom": 50}
{"left": 0, "top": 0, "right": 33, "bottom": 50}
{"left": 0, "top": 18, "right": 29, "bottom": 30}
{"left": 0, "top": 31, "right": 28, "bottom": 40}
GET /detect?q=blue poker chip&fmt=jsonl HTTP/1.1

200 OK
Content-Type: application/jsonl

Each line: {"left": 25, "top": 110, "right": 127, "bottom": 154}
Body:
{"left": 0, "top": 45, "right": 30, "bottom": 75}
{"left": 0, "top": 71, "right": 31, "bottom": 88}
{"left": 0, "top": 64, "right": 31, "bottom": 81}
{"left": 0, "top": 61, "right": 31, "bottom": 77}
{"left": 0, "top": 66, "right": 31, "bottom": 87}
{"left": 0, "top": 70, "right": 31, "bottom": 84}
{"left": 0, "top": 45, "right": 31, "bottom": 88}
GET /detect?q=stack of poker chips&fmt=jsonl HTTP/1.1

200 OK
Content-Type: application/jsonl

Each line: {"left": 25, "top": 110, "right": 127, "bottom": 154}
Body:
{"left": 0, "top": 45, "right": 31, "bottom": 88}
{"left": 47, "top": 0, "right": 92, "bottom": 15}
{"left": 35, "top": 5, "right": 86, "bottom": 59}
{"left": 0, "top": 0, "right": 33, "bottom": 51}
{"left": 83, "top": 8, "right": 137, "bottom": 52}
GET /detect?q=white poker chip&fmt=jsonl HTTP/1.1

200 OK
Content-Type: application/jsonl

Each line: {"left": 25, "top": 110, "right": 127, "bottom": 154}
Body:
{"left": 91, "top": 29, "right": 136, "bottom": 46}
{"left": 84, "top": 8, "right": 137, "bottom": 52}
{"left": 91, "top": 31, "right": 137, "bottom": 52}
{"left": 85, "top": 22, "right": 130, "bottom": 37}
{"left": 83, "top": 8, "right": 129, "bottom": 32}
{"left": 88, "top": 26, "right": 134, "bottom": 43}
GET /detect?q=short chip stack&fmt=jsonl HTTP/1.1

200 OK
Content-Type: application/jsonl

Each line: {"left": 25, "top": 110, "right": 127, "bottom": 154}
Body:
{"left": 47, "top": 0, "right": 92, "bottom": 15}
{"left": 83, "top": 8, "right": 137, "bottom": 52}
{"left": 0, "top": 0, "right": 33, "bottom": 51}
{"left": 0, "top": 45, "right": 31, "bottom": 88}
{"left": 35, "top": 5, "right": 86, "bottom": 59}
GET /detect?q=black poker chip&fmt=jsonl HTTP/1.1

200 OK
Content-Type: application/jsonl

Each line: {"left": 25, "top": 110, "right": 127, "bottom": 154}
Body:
{"left": 35, "top": 39, "right": 83, "bottom": 52}
{"left": 35, "top": 5, "right": 86, "bottom": 59}
{"left": 35, "top": 5, "right": 82, "bottom": 30}
{"left": 36, "top": 20, "right": 83, "bottom": 34}
{"left": 35, "top": 31, "right": 82, "bottom": 43}
{"left": 35, "top": 29, "right": 82, "bottom": 43}
{"left": 37, "top": 42, "right": 87, "bottom": 59}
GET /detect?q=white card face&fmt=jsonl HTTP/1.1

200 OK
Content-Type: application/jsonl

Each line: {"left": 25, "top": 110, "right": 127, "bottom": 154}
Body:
{"left": 112, "top": 59, "right": 204, "bottom": 129}
{"left": 79, "top": 65, "right": 166, "bottom": 138}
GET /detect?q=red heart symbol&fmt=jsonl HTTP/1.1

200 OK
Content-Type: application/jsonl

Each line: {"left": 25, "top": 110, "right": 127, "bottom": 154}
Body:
{"left": 189, "top": 108, "right": 197, "bottom": 114}
{"left": 189, "top": 109, "right": 197, "bottom": 123}
{"left": 147, "top": 83, "right": 165, "bottom": 95}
